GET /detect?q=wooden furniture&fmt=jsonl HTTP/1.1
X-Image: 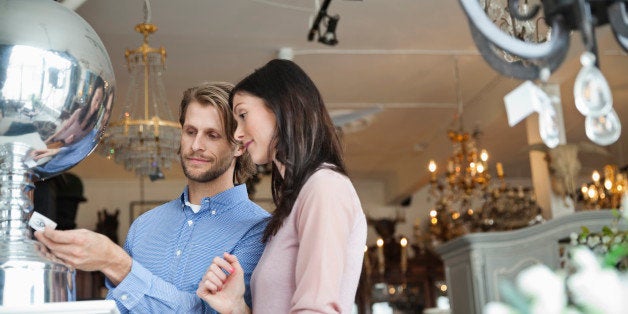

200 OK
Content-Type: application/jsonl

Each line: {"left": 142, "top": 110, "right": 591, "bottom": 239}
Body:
{"left": 356, "top": 245, "right": 444, "bottom": 314}
{"left": 435, "top": 210, "right": 619, "bottom": 314}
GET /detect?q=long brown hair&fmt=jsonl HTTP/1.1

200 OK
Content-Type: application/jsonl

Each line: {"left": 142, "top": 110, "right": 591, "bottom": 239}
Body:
{"left": 179, "top": 82, "right": 256, "bottom": 184}
{"left": 230, "top": 60, "right": 346, "bottom": 242}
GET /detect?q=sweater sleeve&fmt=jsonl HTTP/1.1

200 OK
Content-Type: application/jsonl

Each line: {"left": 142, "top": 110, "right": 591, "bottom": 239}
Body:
{"left": 291, "top": 171, "right": 360, "bottom": 313}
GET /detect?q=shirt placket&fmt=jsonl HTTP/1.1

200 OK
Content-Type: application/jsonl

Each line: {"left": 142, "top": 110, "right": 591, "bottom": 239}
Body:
{"left": 169, "top": 203, "right": 197, "bottom": 285}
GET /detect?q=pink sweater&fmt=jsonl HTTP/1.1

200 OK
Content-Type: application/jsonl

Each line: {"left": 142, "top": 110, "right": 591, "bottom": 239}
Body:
{"left": 250, "top": 168, "right": 367, "bottom": 313}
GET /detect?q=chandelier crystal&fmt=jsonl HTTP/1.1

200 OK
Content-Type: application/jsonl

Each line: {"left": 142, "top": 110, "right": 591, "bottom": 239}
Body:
{"left": 99, "top": 12, "right": 180, "bottom": 177}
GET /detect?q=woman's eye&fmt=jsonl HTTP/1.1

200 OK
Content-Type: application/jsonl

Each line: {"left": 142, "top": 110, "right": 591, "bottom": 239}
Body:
{"left": 239, "top": 112, "right": 247, "bottom": 119}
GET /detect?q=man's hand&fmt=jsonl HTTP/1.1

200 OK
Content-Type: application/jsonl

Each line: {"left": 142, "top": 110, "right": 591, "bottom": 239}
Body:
{"left": 34, "top": 228, "right": 132, "bottom": 285}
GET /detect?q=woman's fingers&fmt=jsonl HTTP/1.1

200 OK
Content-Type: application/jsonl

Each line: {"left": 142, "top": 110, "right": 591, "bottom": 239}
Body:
{"left": 212, "top": 255, "right": 235, "bottom": 274}
{"left": 198, "top": 278, "right": 219, "bottom": 294}
{"left": 223, "top": 252, "right": 242, "bottom": 273}
{"left": 203, "top": 269, "right": 225, "bottom": 290}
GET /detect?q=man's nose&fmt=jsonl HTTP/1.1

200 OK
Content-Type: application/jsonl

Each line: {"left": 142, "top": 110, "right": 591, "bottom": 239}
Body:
{"left": 192, "top": 134, "right": 204, "bottom": 151}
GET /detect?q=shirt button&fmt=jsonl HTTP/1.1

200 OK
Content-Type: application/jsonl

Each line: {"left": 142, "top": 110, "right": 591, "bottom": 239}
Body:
{"left": 211, "top": 210, "right": 216, "bottom": 215}
{"left": 121, "top": 294, "right": 128, "bottom": 301}
{"left": 176, "top": 250, "right": 182, "bottom": 256}
{"left": 187, "top": 220, "right": 193, "bottom": 226}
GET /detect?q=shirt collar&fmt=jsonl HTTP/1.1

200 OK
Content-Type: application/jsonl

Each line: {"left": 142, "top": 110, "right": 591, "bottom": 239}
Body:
{"left": 180, "top": 184, "right": 250, "bottom": 214}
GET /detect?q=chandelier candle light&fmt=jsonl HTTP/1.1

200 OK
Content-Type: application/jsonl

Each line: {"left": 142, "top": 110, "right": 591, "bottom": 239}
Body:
{"left": 376, "top": 238, "right": 385, "bottom": 275}
{"left": 99, "top": 0, "right": 180, "bottom": 177}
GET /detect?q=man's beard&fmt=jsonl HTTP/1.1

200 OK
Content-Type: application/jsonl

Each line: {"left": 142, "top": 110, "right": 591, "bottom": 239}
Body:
{"left": 180, "top": 153, "right": 233, "bottom": 183}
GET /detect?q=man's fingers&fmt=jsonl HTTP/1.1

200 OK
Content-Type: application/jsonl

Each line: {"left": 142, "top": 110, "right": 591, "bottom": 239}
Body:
{"left": 41, "top": 227, "right": 76, "bottom": 244}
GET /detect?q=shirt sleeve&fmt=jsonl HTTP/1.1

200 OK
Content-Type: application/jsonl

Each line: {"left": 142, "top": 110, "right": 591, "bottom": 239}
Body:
{"left": 229, "top": 218, "right": 269, "bottom": 309}
{"left": 105, "top": 219, "right": 205, "bottom": 313}
{"left": 291, "top": 171, "right": 360, "bottom": 313}
{"left": 105, "top": 261, "right": 204, "bottom": 313}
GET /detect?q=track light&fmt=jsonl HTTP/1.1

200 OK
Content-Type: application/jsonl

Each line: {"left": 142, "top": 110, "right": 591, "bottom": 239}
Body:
{"left": 319, "top": 15, "right": 340, "bottom": 46}
{"left": 307, "top": 0, "right": 340, "bottom": 46}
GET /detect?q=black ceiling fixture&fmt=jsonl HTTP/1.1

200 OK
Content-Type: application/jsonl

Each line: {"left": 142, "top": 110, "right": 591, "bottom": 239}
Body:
{"left": 308, "top": 0, "right": 340, "bottom": 46}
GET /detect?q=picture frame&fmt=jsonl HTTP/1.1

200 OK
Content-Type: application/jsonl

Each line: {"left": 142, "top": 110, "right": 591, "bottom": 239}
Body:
{"left": 129, "top": 200, "right": 168, "bottom": 225}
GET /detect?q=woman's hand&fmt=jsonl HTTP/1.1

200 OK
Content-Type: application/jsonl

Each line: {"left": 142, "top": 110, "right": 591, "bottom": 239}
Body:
{"left": 196, "top": 252, "right": 250, "bottom": 314}
{"left": 32, "top": 148, "right": 61, "bottom": 160}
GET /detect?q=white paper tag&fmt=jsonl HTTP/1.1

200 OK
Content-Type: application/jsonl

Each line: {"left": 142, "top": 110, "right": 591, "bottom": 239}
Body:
{"left": 503, "top": 80, "right": 540, "bottom": 127}
{"left": 28, "top": 211, "right": 57, "bottom": 231}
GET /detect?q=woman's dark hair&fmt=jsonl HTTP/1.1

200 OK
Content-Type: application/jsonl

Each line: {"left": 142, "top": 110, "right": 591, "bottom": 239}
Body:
{"left": 230, "top": 59, "right": 346, "bottom": 242}
{"left": 78, "top": 76, "right": 105, "bottom": 131}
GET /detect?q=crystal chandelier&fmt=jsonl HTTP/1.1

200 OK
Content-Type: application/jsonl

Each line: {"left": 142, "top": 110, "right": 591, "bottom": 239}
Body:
{"left": 99, "top": 0, "right": 180, "bottom": 177}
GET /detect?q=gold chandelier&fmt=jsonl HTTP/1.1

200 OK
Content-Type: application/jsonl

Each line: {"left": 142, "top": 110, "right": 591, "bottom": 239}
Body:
{"left": 424, "top": 58, "right": 542, "bottom": 244}
{"left": 425, "top": 128, "right": 542, "bottom": 244}
{"left": 99, "top": 1, "right": 180, "bottom": 178}
{"left": 581, "top": 165, "right": 627, "bottom": 210}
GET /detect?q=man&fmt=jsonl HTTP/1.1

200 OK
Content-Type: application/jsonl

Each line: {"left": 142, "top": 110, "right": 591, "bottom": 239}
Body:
{"left": 35, "top": 82, "right": 270, "bottom": 313}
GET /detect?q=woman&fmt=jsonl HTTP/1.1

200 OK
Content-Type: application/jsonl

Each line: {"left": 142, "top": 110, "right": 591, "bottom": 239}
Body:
{"left": 45, "top": 76, "right": 105, "bottom": 145}
{"left": 197, "top": 59, "right": 367, "bottom": 313}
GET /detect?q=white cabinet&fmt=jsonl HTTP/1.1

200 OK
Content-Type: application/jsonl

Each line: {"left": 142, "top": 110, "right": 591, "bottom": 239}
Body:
{"left": 435, "top": 210, "right": 619, "bottom": 314}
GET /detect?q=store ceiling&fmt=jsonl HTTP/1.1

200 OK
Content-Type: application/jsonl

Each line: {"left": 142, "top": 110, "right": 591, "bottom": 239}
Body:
{"left": 69, "top": 0, "right": 628, "bottom": 203}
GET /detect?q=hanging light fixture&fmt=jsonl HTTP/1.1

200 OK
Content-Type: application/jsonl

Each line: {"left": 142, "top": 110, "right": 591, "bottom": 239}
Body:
{"left": 99, "top": 0, "right": 180, "bottom": 177}
{"left": 308, "top": 0, "right": 340, "bottom": 46}
{"left": 426, "top": 58, "right": 542, "bottom": 244}
{"left": 458, "top": 0, "right": 627, "bottom": 147}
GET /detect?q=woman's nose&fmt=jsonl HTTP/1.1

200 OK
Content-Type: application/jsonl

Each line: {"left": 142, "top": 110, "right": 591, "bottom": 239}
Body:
{"left": 234, "top": 123, "right": 244, "bottom": 140}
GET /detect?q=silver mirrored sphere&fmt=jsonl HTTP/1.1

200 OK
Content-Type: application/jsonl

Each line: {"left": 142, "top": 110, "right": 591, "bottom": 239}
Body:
{"left": 0, "top": 0, "right": 115, "bottom": 306}
{"left": 0, "top": 0, "right": 115, "bottom": 179}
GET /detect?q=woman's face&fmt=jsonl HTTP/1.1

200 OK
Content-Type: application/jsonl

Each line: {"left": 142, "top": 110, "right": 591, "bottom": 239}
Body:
{"left": 89, "top": 86, "right": 104, "bottom": 114}
{"left": 232, "top": 92, "right": 277, "bottom": 165}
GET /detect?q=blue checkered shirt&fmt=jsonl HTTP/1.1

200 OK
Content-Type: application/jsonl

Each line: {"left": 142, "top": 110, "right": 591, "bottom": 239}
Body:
{"left": 106, "top": 184, "right": 270, "bottom": 313}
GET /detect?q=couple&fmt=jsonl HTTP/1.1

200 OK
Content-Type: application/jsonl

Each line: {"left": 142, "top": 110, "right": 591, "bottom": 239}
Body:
{"left": 35, "top": 59, "right": 367, "bottom": 313}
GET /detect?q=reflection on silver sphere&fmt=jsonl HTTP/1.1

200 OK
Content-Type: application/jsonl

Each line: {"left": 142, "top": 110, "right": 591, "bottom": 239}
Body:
{"left": 0, "top": 0, "right": 115, "bottom": 178}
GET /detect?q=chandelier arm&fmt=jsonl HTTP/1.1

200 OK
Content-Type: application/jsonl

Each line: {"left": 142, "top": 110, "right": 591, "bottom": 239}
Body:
{"left": 459, "top": 0, "right": 569, "bottom": 60}
{"left": 608, "top": 1, "right": 628, "bottom": 37}
{"left": 576, "top": 0, "right": 600, "bottom": 66}
{"left": 608, "top": 1, "right": 628, "bottom": 51}
{"left": 507, "top": 0, "right": 541, "bottom": 21}
{"left": 468, "top": 21, "right": 568, "bottom": 80}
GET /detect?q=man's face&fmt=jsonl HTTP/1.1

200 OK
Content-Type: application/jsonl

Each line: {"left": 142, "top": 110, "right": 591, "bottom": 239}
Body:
{"left": 179, "top": 101, "right": 240, "bottom": 183}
